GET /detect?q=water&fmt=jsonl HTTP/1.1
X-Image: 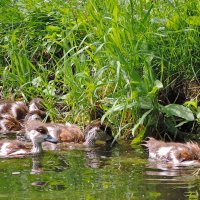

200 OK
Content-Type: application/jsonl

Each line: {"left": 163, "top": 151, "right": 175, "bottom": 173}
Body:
{"left": 0, "top": 142, "right": 199, "bottom": 200}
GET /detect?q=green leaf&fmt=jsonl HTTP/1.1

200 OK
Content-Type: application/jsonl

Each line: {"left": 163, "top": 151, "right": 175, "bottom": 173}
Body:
{"left": 148, "top": 80, "right": 163, "bottom": 96}
{"left": 154, "top": 80, "right": 163, "bottom": 89}
{"left": 46, "top": 25, "right": 60, "bottom": 32}
{"left": 131, "top": 127, "right": 146, "bottom": 145}
{"left": 101, "top": 101, "right": 137, "bottom": 123}
{"left": 196, "top": 107, "right": 200, "bottom": 119}
{"left": 184, "top": 100, "right": 197, "bottom": 109}
{"left": 162, "top": 104, "right": 194, "bottom": 121}
{"left": 132, "top": 109, "right": 153, "bottom": 136}
{"left": 186, "top": 16, "right": 200, "bottom": 26}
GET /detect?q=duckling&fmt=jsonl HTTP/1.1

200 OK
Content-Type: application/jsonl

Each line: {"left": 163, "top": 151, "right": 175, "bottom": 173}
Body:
{"left": 83, "top": 121, "right": 114, "bottom": 146}
{"left": 46, "top": 121, "right": 114, "bottom": 147}
{"left": 143, "top": 137, "right": 200, "bottom": 166}
{"left": 0, "top": 100, "right": 28, "bottom": 132}
{"left": 26, "top": 98, "right": 49, "bottom": 122}
{"left": 24, "top": 110, "right": 46, "bottom": 122}
{"left": 0, "top": 114, "right": 22, "bottom": 132}
{"left": 0, "top": 122, "right": 57, "bottom": 157}
{"left": 0, "top": 100, "right": 28, "bottom": 120}
{"left": 25, "top": 112, "right": 114, "bottom": 148}
{"left": 46, "top": 122, "right": 85, "bottom": 143}
{"left": 24, "top": 110, "right": 84, "bottom": 143}
{"left": 28, "top": 98, "right": 44, "bottom": 112}
{"left": 42, "top": 121, "right": 114, "bottom": 151}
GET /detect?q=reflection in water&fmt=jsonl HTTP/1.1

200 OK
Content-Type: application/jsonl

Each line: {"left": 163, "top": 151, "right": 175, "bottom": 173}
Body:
{"left": 30, "top": 153, "right": 71, "bottom": 174}
{"left": 31, "top": 144, "right": 114, "bottom": 171}
{"left": 31, "top": 155, "right": 43, "bottom": 174}
{"left": 144, "top": 159, "right": 200, "bottom": 200}
{"left": 84, "top": 144, "right": 113, "bottom": 169}
{"left": 0, "top": 142, "right": 200, "bottom": 199}
{"left": 31, "top": 181, "right": 48, "bottom": 187}
{"left": 145, "top": 159, "right": 200, "bottom": 178}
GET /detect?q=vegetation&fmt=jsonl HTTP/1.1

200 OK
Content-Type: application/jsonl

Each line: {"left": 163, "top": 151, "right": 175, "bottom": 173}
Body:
{"left": 0, "top": 0, "right": 200, "bottom": 142}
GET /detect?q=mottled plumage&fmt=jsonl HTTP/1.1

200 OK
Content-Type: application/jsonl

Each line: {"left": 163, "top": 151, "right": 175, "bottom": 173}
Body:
{"left": 143, "top": 137, "right": 200, "bottom": 166}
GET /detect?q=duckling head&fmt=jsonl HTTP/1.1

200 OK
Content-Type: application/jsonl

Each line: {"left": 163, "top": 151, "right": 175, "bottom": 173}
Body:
{"left": 29, "top": 98, "right": 44, "bottom": 112}
{"left": 83, "top": 122, "right": 114, "bottom": 146}
{"left": 28, "top": 125, "right": 57, "bottom": 154}
{"left": 24, "top": 110, "right": 46, "bottom": 122}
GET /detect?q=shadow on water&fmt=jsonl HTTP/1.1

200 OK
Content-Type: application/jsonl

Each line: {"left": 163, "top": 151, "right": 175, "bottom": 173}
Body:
{"left": 0, "top": 142, "right": 199, "bottom": 200}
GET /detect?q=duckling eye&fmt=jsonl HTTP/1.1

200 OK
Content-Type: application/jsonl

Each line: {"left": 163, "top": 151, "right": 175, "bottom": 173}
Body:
{"left": 36, "top": 127, "right": 47, "bottom": 134}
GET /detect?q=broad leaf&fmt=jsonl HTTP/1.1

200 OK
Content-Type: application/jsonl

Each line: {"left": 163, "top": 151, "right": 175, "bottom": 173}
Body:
{"left": 196, "top": 107, "right": 200, "bottom": 119}
{"left": 162, "top": 104, "right": 194, "bottom": 121}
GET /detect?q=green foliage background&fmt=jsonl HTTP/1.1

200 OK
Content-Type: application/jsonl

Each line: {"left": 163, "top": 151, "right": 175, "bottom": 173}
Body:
{"left": 0, "top": 0, "right": 200, "bottom": 141}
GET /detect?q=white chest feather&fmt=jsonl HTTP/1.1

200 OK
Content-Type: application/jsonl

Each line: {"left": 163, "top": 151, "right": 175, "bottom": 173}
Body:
{"left": 0, "top": 143, "right": 11, "bottom": 155}
{"left": 157, "top": 146, "right": 173, "bottom": 157}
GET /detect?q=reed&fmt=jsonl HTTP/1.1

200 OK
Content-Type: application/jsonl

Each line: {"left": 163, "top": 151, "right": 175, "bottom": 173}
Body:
{"left": 0, "top": 0, "right": 199, "bottom": 141}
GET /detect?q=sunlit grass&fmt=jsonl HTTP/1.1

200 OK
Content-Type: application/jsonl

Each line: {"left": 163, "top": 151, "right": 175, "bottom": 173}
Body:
{"left": 0, "top": 0, "right": 200, "bottom": 141}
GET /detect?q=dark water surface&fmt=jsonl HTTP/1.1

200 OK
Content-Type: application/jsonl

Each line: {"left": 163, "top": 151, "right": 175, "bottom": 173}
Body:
{"left": 0, "top": 142, "right": 199, "bottom": 200}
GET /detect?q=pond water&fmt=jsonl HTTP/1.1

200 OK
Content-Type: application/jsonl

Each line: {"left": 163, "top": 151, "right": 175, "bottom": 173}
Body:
{"left": 0, "top": 142, "right": 199, "bottom": 200}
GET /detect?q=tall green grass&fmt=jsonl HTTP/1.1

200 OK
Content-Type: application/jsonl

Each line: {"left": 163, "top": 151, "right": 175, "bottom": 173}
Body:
{"left": 0, "top": 0, "right": 200, "bottom": 141}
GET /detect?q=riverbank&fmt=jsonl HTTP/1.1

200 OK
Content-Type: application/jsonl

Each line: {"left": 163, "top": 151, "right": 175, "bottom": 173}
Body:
{"left": 0, "top": 0, "right": 199, "bottom": 143}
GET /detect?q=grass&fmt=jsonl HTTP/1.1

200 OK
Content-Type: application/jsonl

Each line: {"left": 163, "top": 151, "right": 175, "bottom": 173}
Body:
{"left": 0, "top": 0, "right": 200, "bottom": 141}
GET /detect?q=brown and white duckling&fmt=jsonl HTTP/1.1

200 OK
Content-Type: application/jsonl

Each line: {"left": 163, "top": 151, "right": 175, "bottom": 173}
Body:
{"left": 25, "top": 111, "right": 114, "bottom": 147}
{"left": 24, "top": 110, "right": 84, "bottom": 143}
{"left": 0, "top": 122, "right": 57, "bottom": 157}
{"left": 25, "top": 98, "right": 48, "bottom": 122}
{"left": 28, "top": 98, "right": 44, "bottom": 112}
{"left": 143, "top": 137, "right": 200, "bottom": 166}
{"left": 45, "top": 121, "right": 114, "bottom": 146}
{"left": 24, "top": 110, "right": 46, "bottom": 122}
{"left": 0, "top": 100, "right": 28, "bottom": 120}
{"left": 46, "top": 122, "right": 85, "bottom": 143}
{"left": 83, "top": 121, "right": 114, "bottom": 146}
{"left": 24, "top": 107, "right": 113, "bottom": 144}
{"left": 0, "top": 114, "right": 22, "bottom": 132}
{"left": 0, "top": 100, "right": 28, "bottom": 132}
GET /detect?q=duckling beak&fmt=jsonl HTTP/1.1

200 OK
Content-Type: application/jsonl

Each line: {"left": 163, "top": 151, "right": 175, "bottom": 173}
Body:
{"left": 44, "top": 134, "right": 57, "bottom": 144}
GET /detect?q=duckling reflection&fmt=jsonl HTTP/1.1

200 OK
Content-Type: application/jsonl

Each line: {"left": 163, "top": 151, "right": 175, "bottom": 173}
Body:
{"left": 84, "top": 143, "right": 114, "bottom": 169}
{"left": 30, "top": 154, "right": 70, "bottom": 174}
{"left": 145, "top": 160, "right": 200, "bottom": 181}
{"left": 31, "top": 155, "right": 43, "bottom": 174}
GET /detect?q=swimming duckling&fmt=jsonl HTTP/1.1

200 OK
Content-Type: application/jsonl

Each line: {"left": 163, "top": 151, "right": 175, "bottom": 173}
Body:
{"left": 83, "top": 121, "right": 114, "bottom": 146}
{"left": 0, "top": 122, "right": 57, "bottom": 157}
{"left": 0, "top": 114, "right": 22, "bottom": 133}
{"left": 24, "top": 111, "right": 84, "bottom": 143}
{"left": 24, "top": 110, "right": 46, "bottom": 122}
{"left": 28, "top": 98, "right": 44, "bottom": 112}
{"left": 46, "top": 122, "right": 85, "bottom": 143}
{"left": 25, "top": 113, "right": 114, "bottom": 147}
{"left": 0, "top": 100, "right": 28, "bottom": 121}
{"left": 143, "top": 137, "right": 200, "bottom": 166}
{"left": 26, "top": 98, "right": 49, "bottom": 122}
{"left": 46, "top": 121, "right": 114, "bottom": 146}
